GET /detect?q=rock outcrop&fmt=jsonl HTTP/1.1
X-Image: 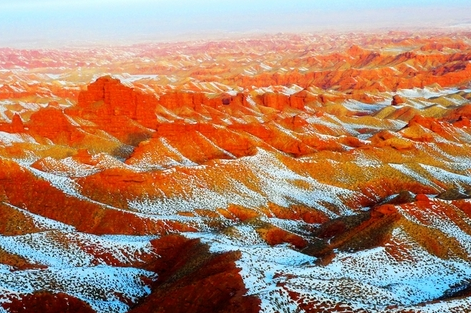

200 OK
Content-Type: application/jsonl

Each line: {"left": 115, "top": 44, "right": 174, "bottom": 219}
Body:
{"left": 391, "top": 94, "right": 405, "bottom": 105}
{"left": 1, "top": 31, "right": 471, "bottom": 313}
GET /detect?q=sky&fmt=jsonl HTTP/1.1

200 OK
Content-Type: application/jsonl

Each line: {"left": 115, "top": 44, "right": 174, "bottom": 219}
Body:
{"left": 1, "top": 0, "right": 471, "bottom": 47}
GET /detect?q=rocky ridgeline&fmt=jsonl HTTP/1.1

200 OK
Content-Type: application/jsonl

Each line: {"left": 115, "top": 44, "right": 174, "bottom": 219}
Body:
{"left": 0, "top": 32, "right": 471, "bottom": 312}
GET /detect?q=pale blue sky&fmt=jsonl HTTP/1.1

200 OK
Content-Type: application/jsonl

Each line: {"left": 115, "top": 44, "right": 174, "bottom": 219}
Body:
{"left": 1, "top": 0, "right": 470, "bottom": 47}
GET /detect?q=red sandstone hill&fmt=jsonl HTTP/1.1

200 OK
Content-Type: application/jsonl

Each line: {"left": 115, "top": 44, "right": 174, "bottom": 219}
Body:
{"left": 0, "top": 31, "right": 471, "bottom": 312}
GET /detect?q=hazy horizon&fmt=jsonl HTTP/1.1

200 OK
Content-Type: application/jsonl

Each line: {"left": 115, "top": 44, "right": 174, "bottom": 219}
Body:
{"left": 1, "top": 0, "right": 471, "bottom": 48}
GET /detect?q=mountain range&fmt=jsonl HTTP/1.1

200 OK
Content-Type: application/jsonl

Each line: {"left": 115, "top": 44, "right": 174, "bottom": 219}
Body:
{"left": 0, "top": 30, "right": 471, "bottom": 312}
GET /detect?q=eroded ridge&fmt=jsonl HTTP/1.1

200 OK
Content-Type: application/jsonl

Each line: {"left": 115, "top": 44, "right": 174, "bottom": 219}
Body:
{"left": 0, "top": 31, "right": 471, "bottom": 312}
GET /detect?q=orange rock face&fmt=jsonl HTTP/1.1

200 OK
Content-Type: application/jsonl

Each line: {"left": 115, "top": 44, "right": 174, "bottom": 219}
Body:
{"left": 391, "top": 94, "right": 405, "bottom": 105}
{"left": 1, "top": 30, "right": 471, "bottom": 313}
{"left": 75, "top": 76, "right": 159, "bottom": 128}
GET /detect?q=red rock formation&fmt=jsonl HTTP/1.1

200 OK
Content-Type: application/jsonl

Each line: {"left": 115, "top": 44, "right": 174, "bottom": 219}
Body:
{"left": 28, "top": 104, "right": 86, "bottom": 145}
{"left": 1, "top": 31, "right": 471, "bottom": 313}
{"left": 0, "top": 158, "right": 193, "bottom": 235}
{"left": 391, "top": 94, "right": 405, "bottom": 105}
{"left": 129, "top": 235, "right": 261, "bottom": 313}
{"left": 258, "top": 226, "right": 307, "bottom": 249}
{"left": 403, "top": 115, "right": 455, "bottom": 141}
{"left": 0, "top": 114, "right": 25, "bottom": 133}
{"left": 66, "top": 76, "right": 158, "bottom": 144}
{"left": 158, "top": 91, "right": 204, "bottom": 110}
{"left": 76, "top": 76, "right": 157, "bottom": 125}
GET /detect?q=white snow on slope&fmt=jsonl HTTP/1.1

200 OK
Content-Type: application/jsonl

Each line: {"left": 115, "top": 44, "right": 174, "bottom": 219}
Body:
{"left": 421, "top": 164, "right": 471, "bottom": 192}
{"left": 0, "top": 230, "right": 159, "bottom": 313}
{"left": 396, "top": 87, "right": 459, "bottom": 99}
{"left": 185, "top": 223, "right": 471, "bottom": 312}
{"left": 0, "top": 266, "right": 156, "bottom": 313}
{"left": 2, "top": 202, "right": 75, "bottom": 232}
{"left": 128, "top": 149, "right": 355, "bottom": 219}
{"left": 0, "top": 132, "right": 37, "bottom": 146}
{"left": 0, "top": 231, "right": 157, "bottom": 268}
{"left": 36, "top": 156, "right": 100, "bottom": 177}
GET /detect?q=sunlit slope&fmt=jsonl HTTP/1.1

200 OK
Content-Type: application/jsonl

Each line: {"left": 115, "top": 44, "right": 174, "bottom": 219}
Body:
{"left": 0, "top": 31, "right": 471, "bottom": 312}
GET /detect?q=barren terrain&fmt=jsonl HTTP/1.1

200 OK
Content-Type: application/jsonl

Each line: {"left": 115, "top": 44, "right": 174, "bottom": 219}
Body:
{"left": 1, "top": 30, "right": 471, "bottom": 312}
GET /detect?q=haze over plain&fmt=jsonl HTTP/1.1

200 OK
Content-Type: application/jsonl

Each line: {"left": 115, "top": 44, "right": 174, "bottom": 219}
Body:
{"left": 1, "top": 0, "right": 471, "bottom": 47}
